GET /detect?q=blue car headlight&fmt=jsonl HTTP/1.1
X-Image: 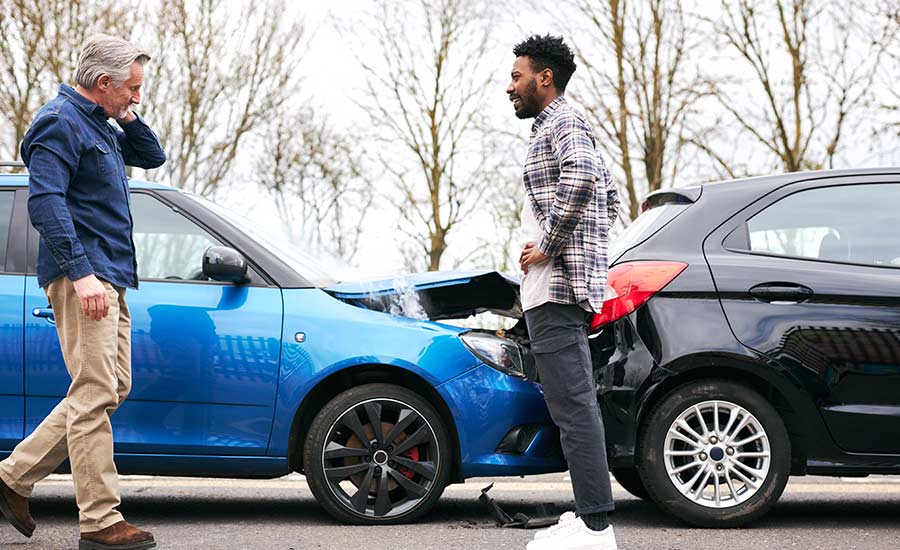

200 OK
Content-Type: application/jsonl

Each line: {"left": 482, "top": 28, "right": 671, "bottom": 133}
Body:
{"left": 460, "top": 331, "right": 530, "bottom": 378}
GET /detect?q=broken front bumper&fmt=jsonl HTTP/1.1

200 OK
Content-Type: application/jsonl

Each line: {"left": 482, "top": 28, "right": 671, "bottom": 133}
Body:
{"left": 436, "top": 363, "right": 566, "bottom": 478}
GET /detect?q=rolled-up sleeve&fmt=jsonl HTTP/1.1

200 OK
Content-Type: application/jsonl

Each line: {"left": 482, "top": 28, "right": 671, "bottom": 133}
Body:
{"left": 22, "top": 115, "right": 95, "bottom": 281}
{"left": 538, "top": 112, "right": 598, "bottom": 258}
{"left": 116, "top": 112, "right": 166, "bottom": 169}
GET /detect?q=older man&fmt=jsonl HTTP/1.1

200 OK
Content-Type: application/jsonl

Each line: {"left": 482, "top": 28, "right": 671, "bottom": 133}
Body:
{"left": 0, "top": 34, "right": 165, "bottom": 550}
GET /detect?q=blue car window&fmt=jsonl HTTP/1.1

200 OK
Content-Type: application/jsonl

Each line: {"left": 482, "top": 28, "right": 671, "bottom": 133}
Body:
{"left": 0, "top": 191, "right": 14, "bottom": 272}
{"left": 131, "top": 193, "right": 225, "bottom": 281}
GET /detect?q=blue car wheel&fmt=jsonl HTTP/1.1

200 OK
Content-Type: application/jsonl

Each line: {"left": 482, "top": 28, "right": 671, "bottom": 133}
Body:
{"left": 303, "top": 384, "right": 451, "bottom": 524}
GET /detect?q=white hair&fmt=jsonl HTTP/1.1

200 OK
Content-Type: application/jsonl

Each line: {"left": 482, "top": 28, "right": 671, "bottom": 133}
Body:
{"left": 74, "top": 34, "right": 151, "bottom": 88}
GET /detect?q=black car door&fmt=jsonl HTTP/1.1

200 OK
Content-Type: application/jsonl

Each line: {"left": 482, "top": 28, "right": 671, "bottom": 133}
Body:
{"left": 703, "top": 175, "right": 900, "bottom": 454}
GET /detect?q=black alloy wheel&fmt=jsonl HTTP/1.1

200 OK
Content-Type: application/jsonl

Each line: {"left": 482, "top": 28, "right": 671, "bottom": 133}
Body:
{"left": 304, "top": 384, "right": 451, "bottom": 524}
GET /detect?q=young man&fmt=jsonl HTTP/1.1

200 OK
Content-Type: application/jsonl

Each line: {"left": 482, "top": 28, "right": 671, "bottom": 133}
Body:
{"left": 506, "top": 35, "right": 620, "bottom": 550}
{"left": 0, "top": 34, "right": 165, "bottom": 550}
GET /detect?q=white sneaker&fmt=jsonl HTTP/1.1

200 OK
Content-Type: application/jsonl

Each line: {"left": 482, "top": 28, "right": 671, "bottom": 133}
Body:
{"left": 526, "top": 519, "right": 617, "bottom": 550}
{"left": 533, "top": 511, "right": 578, "bottom": 540}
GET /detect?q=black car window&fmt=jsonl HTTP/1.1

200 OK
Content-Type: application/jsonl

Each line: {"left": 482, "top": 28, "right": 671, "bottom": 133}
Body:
{"left": 131, "top": 193, "right": 225, "bottom": 281}
{"left": 746, "top": 183, "right": 900, "bottom": 268}
{"left": 0, "top": 191, "right": 14, "bottom": 271}
{"left": 609, "top": 203, "right": 692, "bottom": 263}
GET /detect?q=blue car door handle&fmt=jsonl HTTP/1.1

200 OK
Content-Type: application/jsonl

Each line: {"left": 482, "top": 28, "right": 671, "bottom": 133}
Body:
{"left": 32, "top": 307, "right": 55, "bottom": 321}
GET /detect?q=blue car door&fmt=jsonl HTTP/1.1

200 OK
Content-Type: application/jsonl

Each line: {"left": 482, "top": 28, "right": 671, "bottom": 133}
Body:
{"left": 24, "top": 190, "right": 283, "bottom": 456}
{"left": 0, "top": 188, "right": 24, "bottom": 452}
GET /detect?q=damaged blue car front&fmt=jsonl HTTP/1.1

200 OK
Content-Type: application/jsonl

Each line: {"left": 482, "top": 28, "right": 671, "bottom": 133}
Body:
{"left": 324, "top": 271, "right": 566, "bottom": 474}
{"left": 0, "top": 175, "right": 565, "bottom": 526}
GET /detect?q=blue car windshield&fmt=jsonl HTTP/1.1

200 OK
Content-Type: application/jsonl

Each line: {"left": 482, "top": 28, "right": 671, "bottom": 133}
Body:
{"left": 186, "top": 193, "right": 347, "bottom": 287}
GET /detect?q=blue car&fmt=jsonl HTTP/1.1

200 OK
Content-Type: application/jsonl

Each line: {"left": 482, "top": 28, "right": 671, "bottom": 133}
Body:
{"left": 0, "top": 170, "right": 565, "bottom": 524}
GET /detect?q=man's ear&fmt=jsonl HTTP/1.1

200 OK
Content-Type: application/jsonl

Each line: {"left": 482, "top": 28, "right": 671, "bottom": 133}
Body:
{"left": 97, "top": 75, "right": 111, "bottom": 91}
{"left": 539, "top": 68, "right": 554, "bottom": 89}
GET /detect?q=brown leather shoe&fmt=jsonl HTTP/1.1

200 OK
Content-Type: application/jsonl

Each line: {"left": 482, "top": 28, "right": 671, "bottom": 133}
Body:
{"left": 0, "top": 478, "right": 35, "bottom": 538}
{"left": 79, "top": 520, "right": 156, "bottom": 550}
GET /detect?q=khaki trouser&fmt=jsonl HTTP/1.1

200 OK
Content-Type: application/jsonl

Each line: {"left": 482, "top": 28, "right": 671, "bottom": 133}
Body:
{"left": 0, "top": 277, "right": 131, "bottom": 532}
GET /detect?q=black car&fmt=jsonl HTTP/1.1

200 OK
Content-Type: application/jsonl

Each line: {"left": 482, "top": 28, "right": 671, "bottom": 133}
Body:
{"left": 589, "top": 168, "right": 900, "bottom": 527}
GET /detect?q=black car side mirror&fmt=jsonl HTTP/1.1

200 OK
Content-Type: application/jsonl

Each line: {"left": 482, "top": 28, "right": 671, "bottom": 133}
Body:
{"left": 202, "top": 246, "right": 248, "bottom": 283}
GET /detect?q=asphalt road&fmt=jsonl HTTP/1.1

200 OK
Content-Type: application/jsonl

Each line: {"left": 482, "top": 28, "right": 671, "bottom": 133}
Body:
{"left": 2, "top": 473, "right": 899, "bottom": 550}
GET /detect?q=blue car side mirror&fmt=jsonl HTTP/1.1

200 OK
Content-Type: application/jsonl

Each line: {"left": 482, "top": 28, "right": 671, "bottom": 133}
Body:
{"left": 202, "top": 245, "right": 248, "bottom": 283}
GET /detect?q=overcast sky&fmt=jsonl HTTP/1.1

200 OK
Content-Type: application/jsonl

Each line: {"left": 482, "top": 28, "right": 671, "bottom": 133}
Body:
{"left": 220, "top": 1, "right": 568, "bottom": 279}
{"left": 208, "top": 0, "right": 899, "bottom": 281}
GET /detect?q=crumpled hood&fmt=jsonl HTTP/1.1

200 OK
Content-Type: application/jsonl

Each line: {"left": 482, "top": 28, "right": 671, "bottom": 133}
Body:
{"left": 325, "top": 270, "right": 522, "bottom": 320}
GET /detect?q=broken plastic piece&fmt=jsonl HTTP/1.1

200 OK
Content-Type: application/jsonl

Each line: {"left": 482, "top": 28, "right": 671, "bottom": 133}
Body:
{"left": 479, "top": 483, "right": 560, "bottom": 529}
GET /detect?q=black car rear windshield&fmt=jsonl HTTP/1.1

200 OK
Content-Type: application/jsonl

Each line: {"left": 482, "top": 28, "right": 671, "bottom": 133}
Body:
{"left": 609, "top": 201, "right": 693, "bottom": 262}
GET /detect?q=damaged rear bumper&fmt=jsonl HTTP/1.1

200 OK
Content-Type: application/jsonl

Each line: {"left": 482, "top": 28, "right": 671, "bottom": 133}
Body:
{"left": 437, "top": 363, "right": 566, "bottom": 478}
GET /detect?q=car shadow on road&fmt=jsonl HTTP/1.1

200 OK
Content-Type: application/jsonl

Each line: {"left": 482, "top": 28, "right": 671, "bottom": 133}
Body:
{"left": 755, "top": 499, "right": 900, "bottom": 530}
{"left": 16, "top": 492, "right": 900, "bottom": 530}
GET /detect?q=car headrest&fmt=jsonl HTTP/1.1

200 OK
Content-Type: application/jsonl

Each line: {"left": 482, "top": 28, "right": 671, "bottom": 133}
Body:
{"left": 818, "top": 232, "right": 848, "bottom": 262}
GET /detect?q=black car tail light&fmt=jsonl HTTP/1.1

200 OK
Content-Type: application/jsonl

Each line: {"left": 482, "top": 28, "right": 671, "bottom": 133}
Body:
{"left": 589, "top": 261, "right": 688, "bottom": 332}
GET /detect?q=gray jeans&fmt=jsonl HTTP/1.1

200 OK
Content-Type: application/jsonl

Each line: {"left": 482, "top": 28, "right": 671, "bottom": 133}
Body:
{"left": 525, "top": 302, "right": 615, "bottom": 515}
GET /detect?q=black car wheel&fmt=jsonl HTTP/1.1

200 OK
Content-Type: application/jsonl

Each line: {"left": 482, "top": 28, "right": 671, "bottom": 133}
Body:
{"left": 304, "top": 384, "right": 451, "bottom": 524}
{"left": 637, "top": 379, "right": 790, "bottom": 527}
{"left": 612, "top": 467, "right": 651, "bottom": 501}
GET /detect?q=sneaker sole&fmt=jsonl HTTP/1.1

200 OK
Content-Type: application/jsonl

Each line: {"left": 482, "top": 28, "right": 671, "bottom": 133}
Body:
{"left": 79, "top": 540, "right": 157, "bottom": 550}
{"left": 0, "top": 493, "right": 34, "bottom": 538}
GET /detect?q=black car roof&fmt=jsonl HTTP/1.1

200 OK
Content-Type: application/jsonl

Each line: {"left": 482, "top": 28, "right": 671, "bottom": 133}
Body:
{"left": 688, "top": 167, "right": 900, "bottom": 195}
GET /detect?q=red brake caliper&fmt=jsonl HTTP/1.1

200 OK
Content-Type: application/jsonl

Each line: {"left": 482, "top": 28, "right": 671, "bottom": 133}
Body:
{"left": 399, "top": 446, "right": 420, "bottom": 479}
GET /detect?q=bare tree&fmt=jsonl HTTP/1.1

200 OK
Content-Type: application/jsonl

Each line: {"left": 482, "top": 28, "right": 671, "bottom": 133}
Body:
{"left": 556, "top": 0, "right": 711, "bottom": 222}
{"left": 701, "top": 0, "right": 898, "bottom": 173}
{"left": 476, "top": 173, "right": 523, "bottom": 272}
{"left": 257, "top": 108, "right": 374, "bottom": 262}
{"left": 464, "top": 126, "right": 531, "bottom": 273}
{"left": 876, "top": 1, "right": 900, "bottom": 139}
{"left": 355, "top": 0, "right": 500, "bottom": 271}
{"left": 0, "top": 0, "right": 132, "bottom": 159}
{"left": 139, "top": 0, "right": 306, "bottom": 196}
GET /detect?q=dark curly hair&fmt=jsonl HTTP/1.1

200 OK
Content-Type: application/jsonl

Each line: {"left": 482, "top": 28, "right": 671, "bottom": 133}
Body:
{"left": 512, "top": 34, "right": 577, "bottom": 92}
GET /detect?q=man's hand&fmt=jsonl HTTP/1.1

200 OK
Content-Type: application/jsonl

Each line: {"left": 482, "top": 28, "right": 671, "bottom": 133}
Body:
{"left": 116, "top": 108, "right": 136, "bottom": 125}
{"left": 520, "top": 241, "right": 550, "bottom": 274}
{"left": 72, "top": 274, "right": 109, "bottom": 321}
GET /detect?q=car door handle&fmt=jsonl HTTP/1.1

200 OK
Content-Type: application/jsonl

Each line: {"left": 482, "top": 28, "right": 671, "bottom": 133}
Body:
{"left": 32, "top": 307, "right": 55, "bottom": 321}
{"left": 749, "top": 283, "right": 814, "bottom": 304}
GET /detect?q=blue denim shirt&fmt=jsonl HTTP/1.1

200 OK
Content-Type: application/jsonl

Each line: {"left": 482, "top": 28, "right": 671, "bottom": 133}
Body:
{"left": 21, "top": 84, "right": 166, "bottom": 289}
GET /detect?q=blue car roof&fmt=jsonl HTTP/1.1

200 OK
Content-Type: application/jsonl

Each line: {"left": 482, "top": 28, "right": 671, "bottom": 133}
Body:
{"left": 0, "top": 173, "right": 176, "bottom": 191}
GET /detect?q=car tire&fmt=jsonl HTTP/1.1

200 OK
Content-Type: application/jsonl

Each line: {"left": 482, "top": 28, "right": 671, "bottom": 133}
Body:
{"left": 612, "top": 467, "right": 651, "bottom": 501}
{"left": 304, "top": 383, "right": 451, "bottom": 525}
{"left": 637, "top": 379, "right": 790, "bottom": 528}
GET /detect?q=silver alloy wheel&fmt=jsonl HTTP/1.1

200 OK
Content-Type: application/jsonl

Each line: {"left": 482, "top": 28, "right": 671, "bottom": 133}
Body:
{"left": 663, "top": 400, "right": 771, "bottom": 509}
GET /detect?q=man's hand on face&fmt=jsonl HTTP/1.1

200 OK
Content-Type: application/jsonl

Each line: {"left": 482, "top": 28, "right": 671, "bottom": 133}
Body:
{"left": 116, "top": 107, "right": 136, "bottom": 125}
{"left": 72, "top": 274, "right": 110, "bottom": 321}
{"left": 520, "top": 241, "right": 550, "bottom": 275}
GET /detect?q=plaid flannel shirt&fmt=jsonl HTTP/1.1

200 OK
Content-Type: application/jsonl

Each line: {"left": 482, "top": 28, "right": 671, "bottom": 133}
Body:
{"left": 523, "top": 96, "right": 619, "bottom": 313}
